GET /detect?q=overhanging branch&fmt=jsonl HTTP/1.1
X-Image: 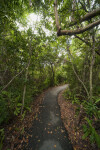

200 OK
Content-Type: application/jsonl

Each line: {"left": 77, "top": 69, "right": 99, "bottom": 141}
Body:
{"left": 54, "top": 0, "right": 100, "bottom": 36}
{"left": 57, "top": 19, "right": 100, "bottom": 36}
{"left": 75, "top": 35, "right": 100, "bottom": 56}
{"left": 69, "top": 8, "right": 100, "bottom": 27}
{"left": 75, "top": 35, "right": 91, "bottom": 46}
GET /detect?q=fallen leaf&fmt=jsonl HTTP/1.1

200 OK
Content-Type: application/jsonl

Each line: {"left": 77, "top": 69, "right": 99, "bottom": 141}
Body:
{"left": 48, "top": 123, "right": 51, "bottom": 126}
{"left": 61, "top": 129, "right": 65, "bottom": 133}
{"left": 9, "top": 127, "right": 12, "bottom": 131}
{"left": 38, "top": 140, "right": 40, "bottom": 142}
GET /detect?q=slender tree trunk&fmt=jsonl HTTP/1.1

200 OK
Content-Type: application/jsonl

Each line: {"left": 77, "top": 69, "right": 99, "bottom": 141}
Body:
{"left": 50, "top": 63, "right": 55, "bottom": 85}
{"left": 89, "top": 42, "right": 95, "bottom": 101}
{"left": 0, "top": 76, "right": 4, "bottom": 86}
{"left": 71, "top": 61, "right": 89, "bottom": 98}
{"left": 21, "top": 59, "right": 30, "bottom": 115}
{"left": 83, "top": 54, "right": 89, "bottom": 83}
{"left": 21, "top": 37, "right": 33, "bottom": 115}
{"left": 67, "top": 47, "right": 89, "bottom": 98}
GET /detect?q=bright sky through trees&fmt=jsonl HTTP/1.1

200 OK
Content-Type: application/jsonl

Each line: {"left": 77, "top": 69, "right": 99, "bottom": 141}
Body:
{"left": 16, "top": 13, "right": 52, "bottom": 36}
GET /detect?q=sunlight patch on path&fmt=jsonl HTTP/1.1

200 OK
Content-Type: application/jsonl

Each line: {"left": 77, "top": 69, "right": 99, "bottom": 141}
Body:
{"left": 50, "top": 111, "right": 59, "bottom": 125}
{"left": 39, "top": 140, "right": 63, "bottom": 150}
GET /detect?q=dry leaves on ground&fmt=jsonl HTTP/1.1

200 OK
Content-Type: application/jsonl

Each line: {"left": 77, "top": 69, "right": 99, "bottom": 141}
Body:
{"left": 58, "top": 90, "right": 94, "bottom": 150}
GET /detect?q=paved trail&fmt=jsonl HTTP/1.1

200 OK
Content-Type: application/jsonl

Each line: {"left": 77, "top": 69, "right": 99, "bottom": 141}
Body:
{"left": 24, "top": 85, "right": 73, "bottom": 150}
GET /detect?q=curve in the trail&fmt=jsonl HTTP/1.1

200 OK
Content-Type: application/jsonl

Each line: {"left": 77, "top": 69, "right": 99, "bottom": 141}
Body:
{"left": 24, "top": 85, "right": 73, "bottom": 150}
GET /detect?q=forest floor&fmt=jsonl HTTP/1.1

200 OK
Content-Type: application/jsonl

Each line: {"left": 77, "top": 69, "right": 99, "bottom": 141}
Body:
{"left": 2, "top": 85, "right": 96, "bottom": 150}
{"left": 58, "top": 90, "right": 97, "bottom": 150}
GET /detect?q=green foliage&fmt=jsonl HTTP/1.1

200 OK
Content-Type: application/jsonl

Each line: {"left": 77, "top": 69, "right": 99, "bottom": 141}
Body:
{"left": 21, "top": 111, "right": 26, "bottom": 120}
{"left": 83, "top": 99, "right": 100, "bottom": 119}
{"left": 0, "top": 128, "right": 5, "bottom": 150}
{"left": 20, "top": 127, "right": 24, "bottom": 135}
{"left": 0, "top": 89, "right": 22, "bottom": 124}
{"left": 0, "top": 93, "right": 9, "bottom": 124}
{"left": 72, "top": 96, "right": 80, "bottom": 105}
{"left": 95, "top": 97, "right": 100, "bottom": 105}
{"left": 64, "top": 87, "right": 72, "bottom": 97}
{"left": 64, "top": 88, "right": 80, "bottom": 105}
{"left": 25, "top": 106, "right": 31, "bottom": 112}
{"left": 14, "top": 103, "right": 22, "bottom": 116}
{"left": 82, "top": 118, "right": 100, "bottom": 149}
{"left": 55, "top": 68, "right": 67, "bottom": 84}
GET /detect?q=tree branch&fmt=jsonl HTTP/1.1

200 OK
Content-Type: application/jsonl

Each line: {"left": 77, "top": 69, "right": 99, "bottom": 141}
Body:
{"left": 74, "top": 35, "right": 100, "bottom": 56}
{"left": 75, "top": 35, "right": 91, "bottom": 46}
{"left": 57, "top": 19, "right": 100, "bottom": 36}
{"left": 69, "top": 8, "right": 100, "bottom": 27}
{"left": 96, "top": 50, "right": 100, "bottom": 56}
{"left": 79, "top": 0, "right": 88, "bottom": 12}
{"left": 54, "top": 0, "right": 61, "bottom": 32}
{"left": 54, "top": 0, "right": 100, "bottom": 36}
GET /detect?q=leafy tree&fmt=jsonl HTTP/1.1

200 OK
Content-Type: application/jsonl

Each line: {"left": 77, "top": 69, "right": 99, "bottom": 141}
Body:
{"left": 54, "top": 0, "right": 100, "bottom": 36}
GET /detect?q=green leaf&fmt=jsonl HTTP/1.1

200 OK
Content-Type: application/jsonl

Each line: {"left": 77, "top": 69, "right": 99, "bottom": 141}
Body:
{"left": 95, "top": 98, "right": 100, "bottom": 104}
{"left": 25, "top": 106, "right": 31, "bottom": 112}
{"left": 17, "top": 103, "right": 22, "bottom": 107}
{"left": 82, "top": 130, "right": 90, "bottom": 140}
{"left": 94, "top": 130, "right": 100, "bottom": 148}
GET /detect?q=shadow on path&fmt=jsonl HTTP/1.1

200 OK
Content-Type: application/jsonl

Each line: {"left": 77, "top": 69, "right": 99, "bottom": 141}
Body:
{"left": 24, "top": 85, "right": 73, "bottom": 150}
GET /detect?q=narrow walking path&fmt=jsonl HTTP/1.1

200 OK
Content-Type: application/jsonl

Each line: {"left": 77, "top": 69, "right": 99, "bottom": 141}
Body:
{"left": 24, "top": 85, "right": 73, "bottom": 150}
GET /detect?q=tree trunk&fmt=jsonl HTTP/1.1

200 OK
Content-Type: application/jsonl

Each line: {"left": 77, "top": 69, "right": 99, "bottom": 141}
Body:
{"left": 67, "top": 47, "right": 89, "bottom": 98}
{"left": 50, "top": 63, "right": 55, "bottom": 85}
{"left": 89, "top": 41, "right": 95, "bottom": 101}
{"left": 21, "top": 59, "right": 30, "bottom": 115}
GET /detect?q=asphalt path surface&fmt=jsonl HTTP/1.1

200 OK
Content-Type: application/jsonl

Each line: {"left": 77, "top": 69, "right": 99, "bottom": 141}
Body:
{"left": 24, "top": 85, "right": 73, "bottom": 150}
